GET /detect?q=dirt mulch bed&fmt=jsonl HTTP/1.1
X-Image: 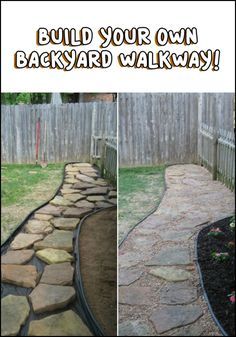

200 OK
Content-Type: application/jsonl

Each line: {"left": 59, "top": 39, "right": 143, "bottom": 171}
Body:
{"left": 79, "top": 207, "right": 117, "bottom": 336}
{"left": 197, "top": 217, "right": 235, "bottom": 336}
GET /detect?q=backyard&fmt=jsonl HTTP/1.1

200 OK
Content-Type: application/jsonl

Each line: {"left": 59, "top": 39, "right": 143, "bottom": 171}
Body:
{"left": 1, "top": 163, "right": 64, "bottom": 243}
{"left": 118, "top": 165, "right": 165, "bottom": 244}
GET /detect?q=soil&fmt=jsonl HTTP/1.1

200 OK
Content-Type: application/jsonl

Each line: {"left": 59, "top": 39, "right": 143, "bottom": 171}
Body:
{"left": 197, "top": 217, "right": 235, "bottom": 336}
{"left": 79, "top": 207, "right": 117, "bottom": 336}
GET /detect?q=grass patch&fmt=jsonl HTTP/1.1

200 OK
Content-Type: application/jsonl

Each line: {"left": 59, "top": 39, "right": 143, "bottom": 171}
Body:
{"left": 1, "top": 163, "right": 64, "bottom": 243}
{"left": 119, "top": 165, "right": 165, "bottom": 244}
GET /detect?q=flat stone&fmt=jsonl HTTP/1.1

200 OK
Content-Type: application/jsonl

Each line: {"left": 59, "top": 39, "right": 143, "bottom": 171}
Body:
{"left": 50, "top": 196, "right": 73, "bottom": 207}
{"left": 29, "top": 284, "right": 75, "bottom": 313}
{"left": 119, "top": 286, "right": 152, "bottom": 305}
{"left": 40, "top": 262, "right": 74, "bottom": 285}
{"left": 75, "top": 200, "right": 95, "bottom": 208}
{"left": 96, "top": 201, "right": 112, "bottom": 208}
{"left": 81, "top": 171, "right": 98, "bottom": 178}
{"left": 2, "top": 264, "right": 38, "bottom": 288}
{"left": 28, "top": 310, "right": 92, "bottom": 336}
{"left": 2, "top": 249, "right": 34, "bottom": 264}
{"left": 87, "top": 195, "right": 106, "bottom": 202}
{"left": 148, "top": 267, "right": 191, "bottom": 281}
{"left": 160, "top": 230, "right": 192, "bottom": 241}
{"left": 36, "top": 248, "right": 74, "bottom": 264}
{"left": 61, "top": 188, "right": 81, "bottom": 194}
{"left": 146, "top": 247, "right": 190, "bottom": 266}
{"left": 119, "top": 320, "right": 152, "bottom": 336}
{"left": 169, "top": 322, "right": 204, "bottom": 336}
{"left": 73, "top": 163, "right": 92, "bottom": 167}
{"left": 34, "top": 213, "right": 53, "bottom": 221}
{"left": 119, "top": 252, "right": 144, "bottom": 268}
{"left": 52, "top": 218, "right": 79, "bottom": 230}
{"left": 35, "top": 204, "right": 64, "bottom": 217}
{"left": 76, "top": 174, "right": 96, "bottom": 183}
{"left": 62, "top": 184, "right": 73, "bottom": 189}
{"left": 63, "top": 207, "right": 91, "bottom": 218}
{"left": 150, "top": 305, "right": 203, "bottom": 334}
{"left": 119, "top": 268, "right": 143, "bottom": 286}
{"left": 73, "top": 182, "right": 94, "bottom": 189}
{"left": 65, "top": 178, "right": 79, "bottom": 184}
{"left": 66, "top": 167, "right": 80, "bottom": 172}
{"left": 25, "top": 220, "right": 54, "bottom": 234}
{"left": 93, "top": 178, "right": 108, "bottom": 186}
{"left": 108, "top": 190, "right": 117, "bottom": 198}
{"left": 160, "top": 282, "right": 197, "bottom": 304}
{"left": 10, "top": 233, "right": 44, "bottom": 250}
{"left": 108, "top": 198, "right": 117, "bottom": 204}
{"left": 34, "top": 230, "right": 73, "bottom": 252}
{"left": 81, "top": 187, "right": 108, "bottom": 195}
{"left": 64, "top": 193, "right": 85, "bottom": 202}
{"left": 1, "top": 295, "right": 30, "bottom": 336}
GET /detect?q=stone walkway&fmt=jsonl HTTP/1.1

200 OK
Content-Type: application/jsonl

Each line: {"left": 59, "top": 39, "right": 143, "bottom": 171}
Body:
{"left": 119, "top": 164, "right": 234, "bottom": 336}
{"left": 1, "top": 163, "right": 117, "bottom": 336}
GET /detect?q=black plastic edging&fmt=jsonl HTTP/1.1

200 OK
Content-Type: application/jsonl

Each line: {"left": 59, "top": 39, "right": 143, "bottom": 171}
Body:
{"left": 1, "top": 161, "right": 107, "bottom": 336}
{"left": 194, "top": 218, "right": 232, "bottom": 337}
{"left": 118, "top": 165, "right": 167, "bottom": 248}
{"left": 74, "top": 205, "right": 116, "bottom": 337}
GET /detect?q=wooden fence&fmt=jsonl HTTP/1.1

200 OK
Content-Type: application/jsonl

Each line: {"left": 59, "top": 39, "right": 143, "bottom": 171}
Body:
{"left": 1, "top": 102, "right": 117, "bottom": 164}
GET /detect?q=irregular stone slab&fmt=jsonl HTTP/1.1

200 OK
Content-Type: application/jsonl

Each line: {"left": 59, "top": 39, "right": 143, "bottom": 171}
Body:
{"left": 1, "top": 295, "right": 30, "bottom": 336}
{"left": 93, "top": 178, "right": 108, "bottom": 186}
{"left": 50, "top": 196, "right": 73, "bottom": 207}
{"left": 81, "top": 171, "right": 98, "bottom": 178}
{"left": 150, "top": 305, "right": 203, "bottom": 334}
{"left": 34, "top": 213, "right": 53, "bottom": 221}
{"left": 63, "top": 207, "right": 91, "bottom": 218}
{"left": 169, "top": 322, "right": 204, "bottom": 336}
{"left": 109, "top": 190, "right": 117, "bottom": 198}
{"left": 64, "top": 193, "right": 85, "bottom": 202}
{"left": 36, "top": 248, "right": 73, "bottom": 264}
{"left": 148, "top": 267, "right": 191, "bottom": 281}
{"left": 2, "top": 264, "right": 38, "bottom": 288}
{"left": 28, "top": 310, "right": 92, "bottom": 336}
{"left": 2, "top": 249, "right": 34, "bottom": 264}
{"left": 96, "top": 201, "right": 112, "bottom": 208}
{"left": 160, "top": 282, "right": 197, "bottom": 304}
{"left": 34, "top": 230, "right": 73, "bottom": 252}
{"left": 62, "top": 183, "right": 73, "bottom": 189}
{"left": 75, "top": 200, "right": 95, "bottom": 209}
{"left": 36, "top": 204, "right": 64, "bottom": 217}
{"left": 87, "top": 195, "right": 106, "bottom": 202}
{"left": 52, "top": 217, "right": 79, "bottom": 230}
{"left": 76, "top": 174, "right": 96, "bottom": 183}
{"left": 10, "top": 233, "right": 44, "bottom": 250}
{"left": 146, "top": 247, "right": 190, "bottom": 266}
{"left": 119, "top": 268, "right": 143, "bottom": 286}
{"left": 61, "top": 188, "right": 81, "bottom": 194}
{"left": 73, "top": 182, "right": 94, "bottom": 189}
{"left": 119, "top": 252, "right": 144, "bottom": 268}
{"left": 73, "top": 163, "right": 92, "bottom": 167}
{"left": 119, "top": 320, "right": 152, "bottom": 336}
{"left": 65, "top": 178, "right": 79, "bottom": 184}
{"left": 66, "top": 167, "right": 80, "bottom": 172}
{"left": 40, "top": 262, "right": 74, "bottom": 285}
{"left": 81, "top": 187, "right": 108, "bottom": 195}
{"left": 25, "top": 220, "right": 54, "bottom": 234}
{"left": 119, "top": 286, "right": 152, "bottom": 305}
{"left": 160, "top": 230, "right": 192, "bottom": 242}
{"left": 29, "top": 284, "right": 75, "bottom": 313}
{"left": 108, "top": 198, "right": 117, "bottom": 205}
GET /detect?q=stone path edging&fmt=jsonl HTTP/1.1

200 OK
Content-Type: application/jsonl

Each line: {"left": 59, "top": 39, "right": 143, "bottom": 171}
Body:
{"left": 119, "top": 164, "right": 234, "bottom": 336}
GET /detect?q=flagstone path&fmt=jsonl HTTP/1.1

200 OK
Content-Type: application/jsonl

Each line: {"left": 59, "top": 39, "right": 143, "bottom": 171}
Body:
{"left": 1, "top": 162, "right": 117, "bottom": 336}
{"left": 119, "top": 164, "right": 234, "bottom": 336}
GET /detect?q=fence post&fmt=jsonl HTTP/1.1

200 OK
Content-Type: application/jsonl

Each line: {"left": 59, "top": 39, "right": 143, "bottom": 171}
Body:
{"left": 197, "top": 93, "right": 203, "bottom": 164}
{"left": 100, "top": 138, "right": 106, "bottom": 178}
{"left": 212, "top": 95, "right": 218, "bottom": 180}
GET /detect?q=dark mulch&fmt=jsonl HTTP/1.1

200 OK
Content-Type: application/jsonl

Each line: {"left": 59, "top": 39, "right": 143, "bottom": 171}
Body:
{"left": 197, "top": 217, "right": 235, "bottom": 336}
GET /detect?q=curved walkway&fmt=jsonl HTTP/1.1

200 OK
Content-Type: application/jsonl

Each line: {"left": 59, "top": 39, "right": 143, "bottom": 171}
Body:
{"left": 1, "top": 162, "right": 117, "bottom": 336}
{"left": 119, "top": 164, "right": 234, "bottom": 336}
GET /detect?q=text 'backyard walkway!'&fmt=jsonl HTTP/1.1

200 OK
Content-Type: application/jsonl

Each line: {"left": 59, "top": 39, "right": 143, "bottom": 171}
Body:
{"left": 119, "top": 164, "right": 234, "bottom": 336}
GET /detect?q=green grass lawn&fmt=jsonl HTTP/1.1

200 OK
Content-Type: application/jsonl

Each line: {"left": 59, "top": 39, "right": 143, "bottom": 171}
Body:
{"left": 1, "top": 163, "right": 64, "bottom": 243}
{"left": 119, "top": 166, "right": 166, "bottom": 244}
